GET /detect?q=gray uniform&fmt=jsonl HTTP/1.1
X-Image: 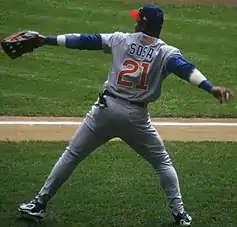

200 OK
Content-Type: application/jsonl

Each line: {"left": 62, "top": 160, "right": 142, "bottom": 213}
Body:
{"left": 37, "top": 32, "right": 185, "bottom": 215}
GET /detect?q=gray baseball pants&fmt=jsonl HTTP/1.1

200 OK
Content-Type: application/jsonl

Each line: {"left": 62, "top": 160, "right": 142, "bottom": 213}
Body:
{"left": 36, "top": 95, "right": 184, "bottom": 215}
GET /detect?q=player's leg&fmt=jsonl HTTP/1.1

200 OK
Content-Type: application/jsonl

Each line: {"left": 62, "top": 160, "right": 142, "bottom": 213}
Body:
{"left": 18, "top": 102, "right": 114, "bottom": 218}
{"left": 38, "top": 122, "right": 112, "bottom": 203}
{"left": 121, "top": 111, "right": 192, "bottom": 226}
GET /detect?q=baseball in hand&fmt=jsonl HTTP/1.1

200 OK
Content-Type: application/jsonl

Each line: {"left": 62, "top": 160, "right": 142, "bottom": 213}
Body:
{"left": 224, "top": 91, "right": 231, "bottom": 101}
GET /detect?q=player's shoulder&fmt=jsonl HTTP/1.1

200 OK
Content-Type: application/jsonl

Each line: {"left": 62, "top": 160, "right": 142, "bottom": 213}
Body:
{"left": 101, "top": 31, "right": 144, "bottom": 40}
{"left": 107, "top": 31, "right": 132, "bottom": 38}
{"left": 113, "top": 32, "right": 139, "bottom": 42}
{"left": 158, "top": 39, "right": 182, "bottom": 55}
{"left": 158, "top": 39, "right": 179, "bottom": 51}
{"left": 100, "top": 32, "right": 132, "bottom": 43}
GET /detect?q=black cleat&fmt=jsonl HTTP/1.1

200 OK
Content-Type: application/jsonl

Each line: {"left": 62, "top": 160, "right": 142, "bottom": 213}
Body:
{"left": 173, "top": 211, "right": 192, "bottom": 226}
{"left": 18, "top": 198, "right": 46, "bottom": 219}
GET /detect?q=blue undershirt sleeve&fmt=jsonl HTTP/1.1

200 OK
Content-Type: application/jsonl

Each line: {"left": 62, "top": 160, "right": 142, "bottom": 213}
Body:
{"left": 166, "top": 56, "right": 214, "bottom": 93}
{"left": 44, "top": 34, "right": 103, "bottom": 50}
{"left": 66, "top": 34, "right": 103, "bottom": 50}
{"left": 166, "top": 56, "right": 196, "bottom": 81}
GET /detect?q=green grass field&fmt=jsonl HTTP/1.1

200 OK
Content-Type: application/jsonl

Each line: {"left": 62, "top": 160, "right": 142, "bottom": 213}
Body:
{"left": 0, "top": 0, "right": 237, "bottom": 117}
{"left": 1, "top": 141, "right": 237, "bottom": 227}
{"left": 1, "top": 1, "right": 237, "bottom": 226}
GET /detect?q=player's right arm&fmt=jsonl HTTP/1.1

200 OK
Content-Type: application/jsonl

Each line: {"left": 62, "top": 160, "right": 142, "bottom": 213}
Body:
{"left": 41, "top": 33, "right": 125, "bottom": 53}
{"left": 165, "top": 52, "right": 233, "bottom": 104}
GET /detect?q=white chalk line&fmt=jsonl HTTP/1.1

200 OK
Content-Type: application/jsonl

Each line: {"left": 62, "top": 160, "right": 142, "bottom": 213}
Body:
{"left": 0, "top": 121, "right": 237, "bottom": 126}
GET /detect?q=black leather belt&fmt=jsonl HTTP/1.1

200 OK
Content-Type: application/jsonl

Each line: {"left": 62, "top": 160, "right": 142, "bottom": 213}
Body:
{"left": 103, "top": 90, "right": 147, "bottom": 108}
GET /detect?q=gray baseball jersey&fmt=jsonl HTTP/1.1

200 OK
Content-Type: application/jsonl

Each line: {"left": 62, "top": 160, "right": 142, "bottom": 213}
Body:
{"left": 101, "top": 32, "right": 182, "bottom": 103}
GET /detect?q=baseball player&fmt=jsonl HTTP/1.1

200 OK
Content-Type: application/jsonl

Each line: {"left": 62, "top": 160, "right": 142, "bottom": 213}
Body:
{"left": 15, "top": 4, "right": 233, "bottom": 226}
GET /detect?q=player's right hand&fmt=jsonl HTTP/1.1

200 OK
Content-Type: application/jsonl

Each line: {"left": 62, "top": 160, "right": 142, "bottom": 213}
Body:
{"left": 211, "top": 86, "right": 233, "bottom": 104}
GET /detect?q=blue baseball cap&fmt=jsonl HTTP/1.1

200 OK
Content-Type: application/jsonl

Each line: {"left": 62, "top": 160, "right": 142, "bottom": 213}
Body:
{"left": 130, "top": 4, "right": 164, "bottom": 29}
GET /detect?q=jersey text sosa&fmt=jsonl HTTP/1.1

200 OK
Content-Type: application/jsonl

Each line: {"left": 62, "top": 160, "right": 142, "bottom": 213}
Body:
{"left": 129, "top": 43, "right": 154, "bottom": 61}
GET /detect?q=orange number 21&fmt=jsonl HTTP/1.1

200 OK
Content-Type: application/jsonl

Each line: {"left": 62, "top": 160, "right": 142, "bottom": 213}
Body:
{"left": 117, "top": 59, "right": 150, "bottom": 90}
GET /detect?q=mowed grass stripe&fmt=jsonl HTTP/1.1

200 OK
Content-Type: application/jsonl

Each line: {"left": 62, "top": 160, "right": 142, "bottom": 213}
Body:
{"left": 1, "top": 1, "right": 236, "bottom": 117}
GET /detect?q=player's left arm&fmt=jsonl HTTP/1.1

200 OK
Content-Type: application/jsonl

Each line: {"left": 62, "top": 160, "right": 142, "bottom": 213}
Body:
{"left": 166, "top": 56, "right": 234, "bottom": 104}
{"left": 43, "top": 34, "right": 103, "bottom": 50}
{"left": 42, "top": 33, "right": 125, "bottom": 53}
{"left": 1, "top": 31, "right": 126, "bottom": 59}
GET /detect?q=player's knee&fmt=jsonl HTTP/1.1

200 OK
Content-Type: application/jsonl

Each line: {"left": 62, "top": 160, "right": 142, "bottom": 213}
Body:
{"left": 151, "top": 149, "right": 173, "bottom": 172}
{"left": 61, "top": 145, "right": 82, "bottom": 164}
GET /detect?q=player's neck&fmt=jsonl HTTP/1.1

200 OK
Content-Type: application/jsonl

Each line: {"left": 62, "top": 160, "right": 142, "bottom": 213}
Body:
{"left": 141, "top": 31, "right": 159, "bottom": 38}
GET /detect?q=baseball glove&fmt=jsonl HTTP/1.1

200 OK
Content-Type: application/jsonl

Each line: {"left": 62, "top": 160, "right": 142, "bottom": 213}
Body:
{"left": 1, "top": 31, "right": 44, "bottom": 59}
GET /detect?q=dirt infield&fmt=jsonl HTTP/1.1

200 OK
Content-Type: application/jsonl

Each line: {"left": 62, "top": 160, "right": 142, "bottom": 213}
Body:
{"left": 1, "top": 116, "right": 237, "bottom": 142}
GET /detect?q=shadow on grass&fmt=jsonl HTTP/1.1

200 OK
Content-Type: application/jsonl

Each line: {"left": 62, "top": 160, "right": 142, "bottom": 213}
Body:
{"left": 144, "top": 218, "right": 177, "bottom": 227}
{"left": 15, "top": 217, "right": 177, "bottom": 227}
{"left": 15, "top": 215, "right": 50, "bottom": 227}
